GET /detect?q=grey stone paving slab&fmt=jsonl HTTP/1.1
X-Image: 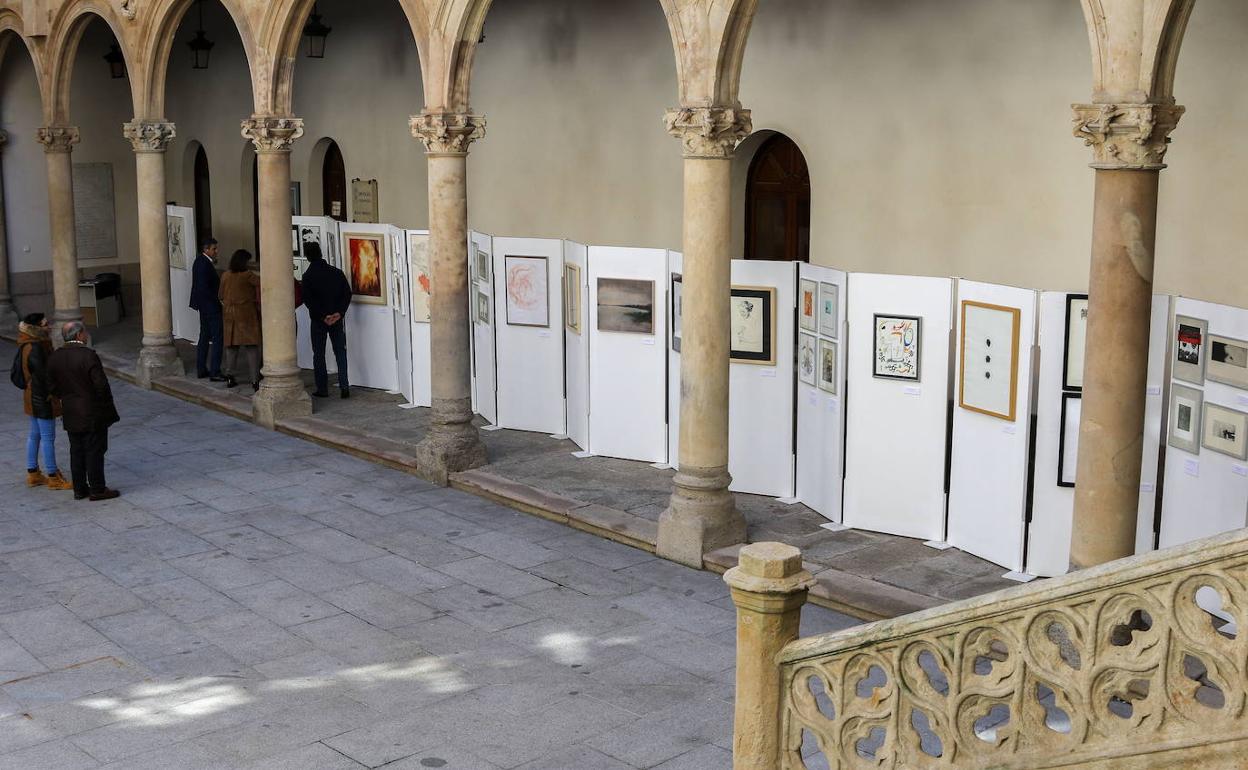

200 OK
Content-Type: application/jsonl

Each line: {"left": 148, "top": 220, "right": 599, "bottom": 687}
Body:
{"left": 189, "top": 610, "right": 314, "bottom": 665}
{"left": 528, "top": 558, "right": 649, "bottom": 598}
{"left": 349, "top": 554, "right": 459, "bottom": 596}
{"left": 0, "top": 739, "right": 101, "bottom": 769}
{"left": 259, "top": 552, "right": 369, "bottom": 594}
{"left": 282, "top": 527, "right": 389, "bottom": 564}
{"left": 88, "top": 609, "right": 207, "bottom": 661}
{"left": 0, "top": 547, "right": 97, "bottom": 585}
{"left": 434, "top": 556, "right": 558, "bottom": 599}
{"left": 132, "top": 577, "right": 241, "bottom": 624}
{"left": 42, "top": 576, "right": 147, "bottom": 622}
{"left": 319, "top": 582, "right": 442, "bottom": 629}
{"left": 382, "top": 744, "right": 500, "bottom": 769}
{"left": 418, "top": 584, "right": 542, "bottom": 633}
{"left": 653, "top": 744, "right": 734, "bottom": 769}
{"left": 163, "top": 550, "right": 273, "bottom": 592}
{"left": 452, "top": 531, "right": 562, "bottom": 569}
{"left": 199, "top": 525, "right": 302, "bottom": 562}
{"left": 239, "top": 741, "right": 366, "bottom": 769}
{"left": 0, "top": 605, "right": 113, "bottom": 658}
{"left": 225, "top": 579, "right": 344, "bottom": 627}
{"left": 513, "top": 745, "right": 634, "bottom": 770}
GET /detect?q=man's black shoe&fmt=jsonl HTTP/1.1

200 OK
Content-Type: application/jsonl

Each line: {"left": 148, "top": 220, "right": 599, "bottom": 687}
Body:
{"left": 89, "top": 489, "right": 120, "bottom": 501}
{"left": 341, "top": 388, "right": 351, "bottom": 399}
{"left": 312, "top": 391, "right": 330, "bottom": 398}
{"left": 74, "top": 491, "right": 89, "bottom": 500}
{"left": 209, "top": 376, "right": 227, "bottom": 383}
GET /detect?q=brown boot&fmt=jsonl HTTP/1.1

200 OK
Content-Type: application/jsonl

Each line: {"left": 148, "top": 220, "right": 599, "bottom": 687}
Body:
{"left": 45, "top": 471, "right": 73, "bottom": 491}
{"left": 26, "top": 470, "right": 46, "bottom": 487}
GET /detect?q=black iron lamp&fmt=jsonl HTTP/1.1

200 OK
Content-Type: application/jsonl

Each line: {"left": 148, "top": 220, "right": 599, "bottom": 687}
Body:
{"left": 104, "top": 44, "right": 126, "bottom": 79}
{"left": 188, "top": 0, "right": 215, "bottom": 70}
{"left": 304, "top": 4, "right": 332, "bottom": 59}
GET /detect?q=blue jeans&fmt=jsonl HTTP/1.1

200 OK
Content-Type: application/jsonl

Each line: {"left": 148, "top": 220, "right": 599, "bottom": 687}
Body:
{"left": 26, "top": 416, "right": 57, "bottom": 473}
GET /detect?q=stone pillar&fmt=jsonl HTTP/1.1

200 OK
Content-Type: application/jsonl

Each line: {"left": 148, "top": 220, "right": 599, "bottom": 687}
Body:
{"left": 409, "top": 113, "right": 488, "bottom": 484}
{"left": 242, "top": 116, "right": 311, "bottom": 428}
{"left": 657, "top": 107, "right": 752, "bottom": 568}
{"left": 724, "top": 542, "right": 814, "bottom": 770}
{"left": 0, "top": 131, "right": 18, "bottom": 330}
{"left": 1070, "top": 103, "right": 1183, "bottom": 568}
{"left": 125, "top": 120, "right": 184, "bottom": 387}
{"left": 36, "top": 126, "right": 82, "bottom": 323}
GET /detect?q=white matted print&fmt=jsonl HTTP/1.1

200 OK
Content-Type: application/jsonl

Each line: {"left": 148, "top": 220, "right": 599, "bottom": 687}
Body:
{"left": 959, "top": 300, "right": 1021, "bottom": 421}
{"left": 1202, "top": 402, "right": 1248, "bottom": 460}
{"left": 476, "top": 288, "right": 491, "bottom": 325}
{"left": 1168, "top": 384, "right": 1203, "bottom": 455}
{"left": 1063, "top": 294, "right": 1088, "bottom": 391}
{"left": 873, "top": 314, "right": 921, "bottom": 381}
{"left": 1174, "top": 315, "right": 1208, "bottom": 385}
{"left": 475, "top": 245, "right": 492, "bottom": 286}
{"left": 798, "top": 333, "right": 817, "bottom": 386}
{"left": 564, "top": 263, "right": 582, "bottom": 334}
{"left": 819, "top": 282, "right": 838, "bottom": 339}
{"left": 504, "top": 255, "right": 549, "bottom": 328}
{"left": 670, "top": 274, "right": 683, "bottom": 352}
{"left": 818, "top": 339, "right": 838, "bottom": 395}
{"left": 799, "top": 278, "right": 817, "bottom": 333}
{"left": 408, "top": 233, "right": 431, "bottom": 323}
{"left": 167, "top": 215, "right": 186, "bottom": 270}
{"left": 730, "top": 286, "right": 776, "bottom": 365}
{"left": 1208, "top": 334, "right": 1248, "bottom": 390}
{"left": 1058, "top": 392, "right": 1081, "bottom": 487}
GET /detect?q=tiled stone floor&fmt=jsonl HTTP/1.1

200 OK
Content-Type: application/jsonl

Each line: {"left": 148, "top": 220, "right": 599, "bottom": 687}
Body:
{"left": 0, "top": 354, "right": 860, "bottom": 768}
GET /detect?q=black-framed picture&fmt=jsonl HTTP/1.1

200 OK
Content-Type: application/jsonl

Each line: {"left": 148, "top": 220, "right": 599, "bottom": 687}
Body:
{"left": 1168, "top": 383, "right": 1203, "bottom": 455}
{"left": 670, "top": 273, "right": 682, "bottom": 353}
{"left": 1062, "top": 294, "right": 1089, "bottom": 391}
{"left": 873, "top": 314, "right": 921, "bottom": 381}
{"left": 1174, "top": 315, "right": 1209, "bottom": 385}
{"left": 730, "top": 285, "right": 776, "bottom": 365}
{"left": 1057, "top": 391, "right": 1082, "bottom": 488}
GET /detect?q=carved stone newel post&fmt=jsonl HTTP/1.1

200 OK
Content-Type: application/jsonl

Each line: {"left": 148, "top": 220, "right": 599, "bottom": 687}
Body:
{"left": 1070, "top": 103, "right": 1183, "bottom": 568}
{"left": 37, "top": 125, "right": 82, "bottom": 323}
{"left": 243, "top": 116, "right": 312, "bottom": 428}
{"left": 125, "top": 120, "right": 184, "bottom": 387}
{"left": 410, "top": 112, "right": 489, "bottom": 484}
{"left": 658, "top": 106, "right": 752, "bottom": 568}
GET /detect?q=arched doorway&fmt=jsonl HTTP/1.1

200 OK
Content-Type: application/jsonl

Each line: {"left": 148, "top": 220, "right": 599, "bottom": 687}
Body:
{"left": 745, "top": 134, "right": 811, "bottom": 262}
{"left": 193, "top": 144, "right": 212, "bottom": 246}
{"left": 322, "top": 140, "right": 347, "bottom": 221}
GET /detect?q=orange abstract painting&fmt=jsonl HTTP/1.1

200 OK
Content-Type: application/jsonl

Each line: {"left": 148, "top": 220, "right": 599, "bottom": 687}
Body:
{"left": 346, "top": 234, "right": 386, "bottom": 305}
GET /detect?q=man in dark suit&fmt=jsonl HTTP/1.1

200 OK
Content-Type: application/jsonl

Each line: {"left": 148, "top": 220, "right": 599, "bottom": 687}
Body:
{"left": 190, "top": 237, "right": 225, "bottom": 381}
{"left": 47, "top": 321, "right": 120, "bottom": 501}
{"left": 300, "top": 242, "right": 352, "bottom": 399}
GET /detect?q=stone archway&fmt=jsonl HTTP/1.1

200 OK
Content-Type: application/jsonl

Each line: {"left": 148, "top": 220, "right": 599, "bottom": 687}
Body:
{"left": 744, "top": 132, "right": 809, "bottom": 262}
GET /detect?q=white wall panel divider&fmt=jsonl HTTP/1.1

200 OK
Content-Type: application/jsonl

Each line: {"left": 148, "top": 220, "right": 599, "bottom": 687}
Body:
{"left": 563, "top": 241, "right": 590, "bottom": 451}
{"left": 167, "top": 205, "right": 196, "bottom": 343}
{"left": 666, "top": 252, "right": 683, "bottom": 469}
{"left": 843, "top": 273, "right": 953, "bottom": 541}
{"left": 795, "top": 263, "right": 848, "bottom": 523}
{"left": 1135, "top": 296, "right": 1170, "bottom": 553}
{"left": 295, "top": 216, "right": 340, "bottom": 374}
{"left": 492, "top": 237, "right": 566, "bottom": 435}
{"left": 586, "top": 246, "right": 669, "bottom": 463}
{"left": 391, "top": 229, "right": 415, "bottom": 402}
{"left": 469, "top": 231, "right": 497, "bottom": 424}
{"left": 404, "top": 230, "right": 431, "bottom": 408}
{"left": 728, "top": 260, "right": 797, "bottom": 498}
{"left": 946, "top": 280, "right": 1038, "bottom": 572}
{"left": 338, "top": 222, "right": 399, "bottom": 392}
{"left": 1159, "top": 297, "right": 1248, "bottom": 548}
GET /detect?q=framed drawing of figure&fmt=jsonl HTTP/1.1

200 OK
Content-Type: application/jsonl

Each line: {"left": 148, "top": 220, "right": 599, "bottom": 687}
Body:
{"left": 564, "top": 263, "right": 582, "bottom": 333}
{"left": 476, "top": 246, "right": 492, "bottom": 287}
{"left": 873, "top": 314, "right": 921, "bottom": 381}
{"left": 730, "top": 286, "right": 776, "bottom": 366}
{"left": 958, "top": 300, "right": 1022, "bottom": 421}
{"left": 1063, "top": 294, "right": 1088, "bottom": 391}
{"left": 476, "top": 288, "right": 491, "bottom": 325}
{"left": 799, "top": 278, "right": 817, "bottom": 333}
{"left": 818, "top": 339, "right": 838, "bottom": 395}
{"left": 1174, "top": 315, "right": 1208, "bottom": 385}
{"left": 1168, "top": 384, "right": 1203, "bottom": 454}
{"left": 342, "top": 232, "right": 388, "bottom": 305}
{"left": 504, "top": 255, "right": 549, "bottom": 327}
{"left": 597, "top": 278, "right": 655, "bottom": 335}
{"left": 798, "top": 333, "right": 817, "bottom": 386}
{"left": 670, "top": 274, "right": 683, "bottom": 352}
{"left": 819, "top": 282, "right": 838, "bottom": 339}
{"left": 167, "top": 215, "right": 186, "bottom": 270}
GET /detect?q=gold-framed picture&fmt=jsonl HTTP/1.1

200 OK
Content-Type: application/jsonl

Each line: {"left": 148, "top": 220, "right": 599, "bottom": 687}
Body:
{"left": 958, "top": 299, "right": 1022, "bottom": 421}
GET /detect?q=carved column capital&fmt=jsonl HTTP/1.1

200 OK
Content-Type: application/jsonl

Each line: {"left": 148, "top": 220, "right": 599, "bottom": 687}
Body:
{"left": 241, "top": 116, "right": 304, "bottom": 153}
{"left": 36, "top": 126, "right": 80, "bottom": 154}
{"left": 665, "top": 107, "right": 752, "bottom": 159}
{"left": 1072, "top": 103, "right": 1185, "bottom": 170}
{"left": 0, "top": 130, "right": 9, "bottom": 149}
{"left": 409, "top": 113, "right": 486, "bottom": 156}
{"left": 123, "top": 121, "right": 176, "bottom": 153}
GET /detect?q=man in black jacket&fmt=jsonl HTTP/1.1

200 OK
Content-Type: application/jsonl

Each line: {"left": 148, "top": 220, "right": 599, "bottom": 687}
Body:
{"left": 300, "top": 242, "right": 352, "bottom": 398}
{"left": 190, "top": 237, "right": 225, "bottom": 382}
{"left": 47, "top": 321, "right": 120, "bottom": 501}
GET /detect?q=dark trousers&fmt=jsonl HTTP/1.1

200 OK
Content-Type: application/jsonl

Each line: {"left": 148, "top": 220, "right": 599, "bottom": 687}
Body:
{"left": 197, "top": 310, "right": 224, "bottom": 377}
{"left": 311, "top": 320, "right": 349, "bottom": 393}
{"left": 67, "top": 429, "right": 108, "bottom": 495}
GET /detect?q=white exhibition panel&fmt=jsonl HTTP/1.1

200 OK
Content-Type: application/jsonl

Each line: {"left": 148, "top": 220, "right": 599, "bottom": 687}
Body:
{"left": 794, "top": 262, "right": 847, "bottom": 522}
{"left": 469, "top": 231, "right": 497, "bottom": 424}
{"left": 294, "top": 216, "right": 340, "bottom": 375}
{"left": 1159, "top": 297, "right": 1248, "bottom": 548}
{"left": 405, "top": 230, "right": 431, "bottom": 408}
{"left": 728, "top": 259, "right": 797, "bottom": 498}
{"left": 946, "top": 280, "right": 1038, "bottom": 572}
{"left": 843, "top": 273, "right": 953, "bottom": 541}
{"left": 391, "top": 229, "right": 415, "bottom": 403}
{"left": 340, "top": 223, "right": 399, "bottom": 392}
{"left": 167, "top": 206, "right": 196, "bottom": 343}
{"left": 586, "top": 246, "right": 668, "bottom": 463}
{"left": 563, "top": 241, "right": 590, "bottom": 451}
{"left": 667, "top": 252, "right": 683, "bottom": 467}
{"left": 1135, "top": 296, "right": 1170, "bottom": 553}
{"left": 492, "top": 237, "right": 566, "bottom": 435}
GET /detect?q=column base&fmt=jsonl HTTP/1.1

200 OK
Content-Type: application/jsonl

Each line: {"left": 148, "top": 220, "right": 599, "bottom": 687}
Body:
{"left": 415, "top": 397, "right": 487, "bottom": 486}
{"left": 135, "top": 343, "right": 184, "bottom": 389}
{"left": 53, "top": 307, "right": 83, "bottom": 324}
{"left": 253, "top": 373, "right": 312, "bottom": 429}
{"left": 658, "top": 465, "right": 747, "bottom": 568}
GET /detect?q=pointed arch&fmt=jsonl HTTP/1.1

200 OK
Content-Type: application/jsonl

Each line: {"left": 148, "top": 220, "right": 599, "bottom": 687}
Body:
{"left": 0, "top": 6, "right": 47, "bottom": 108}
{"left": 45, "top": 1, "right": 137, "bottom": 123}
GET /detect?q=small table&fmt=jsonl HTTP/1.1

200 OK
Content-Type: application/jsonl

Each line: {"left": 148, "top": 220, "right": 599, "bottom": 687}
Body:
{"left": 78, "top": 281, "right": 121, "bottom": 328}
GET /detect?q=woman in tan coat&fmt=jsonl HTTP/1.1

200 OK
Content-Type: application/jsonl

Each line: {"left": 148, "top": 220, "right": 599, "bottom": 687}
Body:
{"left": 219, "top": 249, "right": 262, "bottom": 391}
{"left": 17, "top": 313, "right": 71, "bottom": 490}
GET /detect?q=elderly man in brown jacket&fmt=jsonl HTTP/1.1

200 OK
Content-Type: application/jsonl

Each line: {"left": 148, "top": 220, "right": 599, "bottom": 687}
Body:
{"left": 47, "top": 321, "right": 120, "bottom": 501}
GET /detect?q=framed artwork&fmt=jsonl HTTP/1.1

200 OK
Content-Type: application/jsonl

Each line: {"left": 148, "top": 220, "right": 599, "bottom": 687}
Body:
{"left": 1208, "top": 334, "right": 1248, "bottom": 390}
{"left": 1057, "top": 391, "right": 1082, "bottom": 488}
{"left": 819, "top": 282, "right": 839, "bottom": 339}
{"left": 1174, "top": 315, "right": 1208, "bottom": 385}
{"left": 475, "top": 247, "right": 492, "bottom": 286}
{"left": 1063, "top": 294, "right": 1089, "bottom": 391}
{"left": 1168, "top": 384, "right": 1203, "bottom": 454}
{"left": 291, "top": 226, "right": 300, "bottom": 258}
{"left": 959, "top": 300, "right": 1022, "bottom": 421}
{"left": 298, "top": 225, "right": 324, "bottom": 259}
{"left": 799, "top": 278, "right": 818, "bottom": 333}
{"left": 873, "top": 314, "right": 922, "bottom": 381}
{"left": 1201, "top": 402, "right": 1248, "bottom": 461}
{"left": 408, "top": 233, "right": 431, "bottom": 323}
{"left": 671, "top": 274, "right": 683, "bottom": 353}
{"left": 290, "top": 181, "right": 302, "bottom": 216}
{"left": 504, "top": 255, "right": 549, "bottom": 327}
{"left": 564, "top": 263, "right": 582, "bottom": 334}
{"left": 730, "top": 286, "right": 776, "bottom": 366}
{"left": 818, "top": 339, "right": 838, "bottom": 395}
{"left": 167, "top": 215, "right": 186, "bottom": 270}
{"left": 476, "top": 288, "right": 491, "bottom": 325}
{"left": 798, "top": 333, "right": 817, "bottom": 386}
{"left": 343, "top": 232, "right": 388, "bottom": 305}
{"left": 597, "top": 278, "right": 655, "bottom": 335}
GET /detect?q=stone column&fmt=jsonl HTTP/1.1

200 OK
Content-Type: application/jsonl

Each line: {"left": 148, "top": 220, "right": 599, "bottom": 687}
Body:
{"left": 242, "top": 116, "right": 311, "bottom": 428}
{"left": 1070, "top": 103, "right": 1183, "bottom": 568}
{"left": 724, "top": 542, "right": 814, "bottom": 770}
{"left": 657, "top": 107, "right": 752, "bottom": 568}
{"left": 409, "top": 113, "right": 488, "bottom": 484}
{"left": 0, "top": 131, "right": 18, "bottom": 330}
{"left": 36, "top": 126, "right": 82, "bottom": 323}
{"left": 125, "top": 120, "right": 184, "bottom": 387}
